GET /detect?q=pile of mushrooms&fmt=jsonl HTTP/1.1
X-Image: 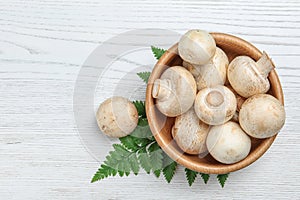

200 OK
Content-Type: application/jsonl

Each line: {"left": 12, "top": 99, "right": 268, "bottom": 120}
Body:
{"left": 153, "top": 29, "right": 286, "bottom": 164}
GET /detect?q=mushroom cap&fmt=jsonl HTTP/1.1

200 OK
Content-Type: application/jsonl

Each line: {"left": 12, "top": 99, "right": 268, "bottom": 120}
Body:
{"left": 172, "top": 108, "right": 210, "bottom": 155}
{"left": 196, "top": 47, "right": 229, "bottom": 90}
{"left": 194, "top": 85, "right": 237, "bottom": 125}
{"left": 228, "top": 56, "right": 270, "bottom": 98}
{"left": 239, "top": 94, "right": 285, "bottom": 139}
{"left": 182, "top": 60, "right": 201, "bottom": 78}
{"left": 206, "top": 121, "right": 251, "bottom": 164}
{"left": 153, "top": 66, "right": 197, "bottom": 117}
{"left": 182, "top": 47, "right": 229, "bottom": 91}
{"left": 227, "top": 85, "right": 246, "bottom": 112}
{"left": 178, "top": 30, "right": 216, "bottom": 65}
{"left": 96, "top": 96, "right": 138, "bottom": 138}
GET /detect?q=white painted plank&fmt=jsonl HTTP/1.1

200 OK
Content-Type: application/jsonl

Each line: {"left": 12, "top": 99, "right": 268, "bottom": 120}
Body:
{"left": 0, "top": 0, "right": 299, "bottom": 199}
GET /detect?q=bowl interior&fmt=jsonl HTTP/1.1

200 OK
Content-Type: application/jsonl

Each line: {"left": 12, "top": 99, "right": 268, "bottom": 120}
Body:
{"left": 146, "top": 33, "right": 284, "bottom": 174}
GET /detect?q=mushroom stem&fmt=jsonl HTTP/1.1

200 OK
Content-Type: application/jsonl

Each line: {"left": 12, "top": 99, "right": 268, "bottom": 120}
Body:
{"left": 256, "top": 52, "right": 274, "bottom": 77}
{"left": 152, "top": 79, "right": 172, "bottom": 100}
{"left": 205, "top": 90, "right": 224, "bottom": 107}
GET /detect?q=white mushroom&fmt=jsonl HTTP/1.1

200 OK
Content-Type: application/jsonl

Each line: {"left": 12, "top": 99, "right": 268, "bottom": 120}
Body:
{"left": 172, "top": 108, "right": 210, "bottom": 155}
{"left": 239, "top": 94, "right": 286, "bottom": 139}
{"left": 96, "top": 97, "right": 138, "bottom": 138}
{"left": 227, "top": 85, "right": 246, "bottom": 112}
{"left": 183, "top": 47, "right": 229, "bottom": 90}
{"left": 152, "top": 66, "right": 197, "bottom": 117}
{"left": 178, "top": 30, "right": 216, "bottom": 65}
{"left": 231, "top": 112, "right": 239, "bottom": 123}
{"left": 182, "top": 60, "right": 201, "bottom": 78}
{"left": 206, "top": 121, "right": 251, "bottom": 164}
{"left": 228, "top": 52, "right": 274, "bottom": 98}
{"left": 194, "top": 85, "right": 237, "bottom": 125}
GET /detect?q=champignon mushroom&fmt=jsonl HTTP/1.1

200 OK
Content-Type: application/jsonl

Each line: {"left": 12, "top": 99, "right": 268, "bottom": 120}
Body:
{"left": 182, "top": 60, "right": 201, "bottom": 78}
{"left": 178, "top": 30, "right": 216, "bottom": 65}
{"left": 231, "top": 112, "right": 239, "bottom": 123}
{"left": 183, "top": 47, "right": 229, "bottom": 91}
{"left": 152, "top": 66, "right": 197, "bottom": 117}
{"left": 239, "top": 94, "right": 286, "bottom": 139}
{"left": 227, "top": 52, "right": 274, "bottom": 98}
{"left": 227, "top": 85, "right": 246, "bottom": 112}
{"left": 172, "top": 108, "right": 210, "bottom": 155}
{"left": 194, "top": 85, "right": 237, "bottom": 125}
{"left": 206, "top": 121, "right": 251, "bottom": 164}
{"left": 96, "top": 96, "right": 138, "bottom": 138}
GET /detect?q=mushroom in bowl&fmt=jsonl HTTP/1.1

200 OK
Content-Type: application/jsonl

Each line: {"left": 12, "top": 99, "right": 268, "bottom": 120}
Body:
{"left": 146, "top": 32, "right": 284, "bottom": 174}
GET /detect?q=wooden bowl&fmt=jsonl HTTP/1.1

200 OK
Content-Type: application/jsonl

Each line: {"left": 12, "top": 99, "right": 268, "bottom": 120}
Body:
{"left": 145, "top": 33, "right": 284, "bottom": 174}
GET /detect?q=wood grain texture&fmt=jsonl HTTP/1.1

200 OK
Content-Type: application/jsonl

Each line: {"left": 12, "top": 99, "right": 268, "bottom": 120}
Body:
{"left": 0, "top": 0, "right": 299, "bottom": 199}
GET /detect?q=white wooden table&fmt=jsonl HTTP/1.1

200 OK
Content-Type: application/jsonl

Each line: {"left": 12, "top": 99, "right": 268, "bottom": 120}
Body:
{"left": 0, "top": 0, "right": 299, "bottom": 199}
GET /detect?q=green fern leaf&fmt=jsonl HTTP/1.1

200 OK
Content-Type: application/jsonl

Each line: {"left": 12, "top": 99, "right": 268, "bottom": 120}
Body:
{"left": 130, "top": 121, "right": 153, "bottom": 140}
{"left": 108, "top": 151, "right": 122, "bottom": 161}
{"left": 119, "top": 136, "right": 139, "bottom": 151}
{"left": 148, "top": 142, "right": 163, "bottom": 172}
{"left": 138, "top": 147, "right": 152, "bottom": 174}
{"left": 162, "top": 154, "right": 177, "bottom": 183}
{"left": 132, "top": 136, "right": 152, "bottom": 147}
{"left": 151, "top": 46, "right": 166, "bottom": 60}
{"left": 91, "top": 164, "right": 117, "bottom": 183}
{"left": 113, "top": 144, "right": 131, "bottom": 157}
{"left": 200, "top": 173, "right": 210, "bottom": 184}
{"left": 217, "top": 173, "right": 229, "bottom": 188}
{"left": 129, "top": 153, "right": 140, "bottom": 175}
{"left": 118, "top": 170, "right": 124, "bottom": 177}
{"left": 116, "top": 162, "right": 124, "bottom": 176}
{"left": 137, "top": 72, "right": 151, "bottom": 84}
{"left": 123, "top": 160, "right": 131, "bottom": 175}
{"left": 153, "top": 169, "right": 161, "bottom": 178}
{"left": 184, "top": 168, "right": 198, "bottom": 186}
{"left": 132, "top": 101, "right": 146, "bottom": 118}
{"left": 138, "top": 117, "right": 148, "bottom": 126}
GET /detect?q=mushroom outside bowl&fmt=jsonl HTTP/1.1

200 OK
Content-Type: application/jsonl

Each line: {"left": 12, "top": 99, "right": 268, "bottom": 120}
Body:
{"left": 145, "top": 32, "right": 284, "bottom": 174}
